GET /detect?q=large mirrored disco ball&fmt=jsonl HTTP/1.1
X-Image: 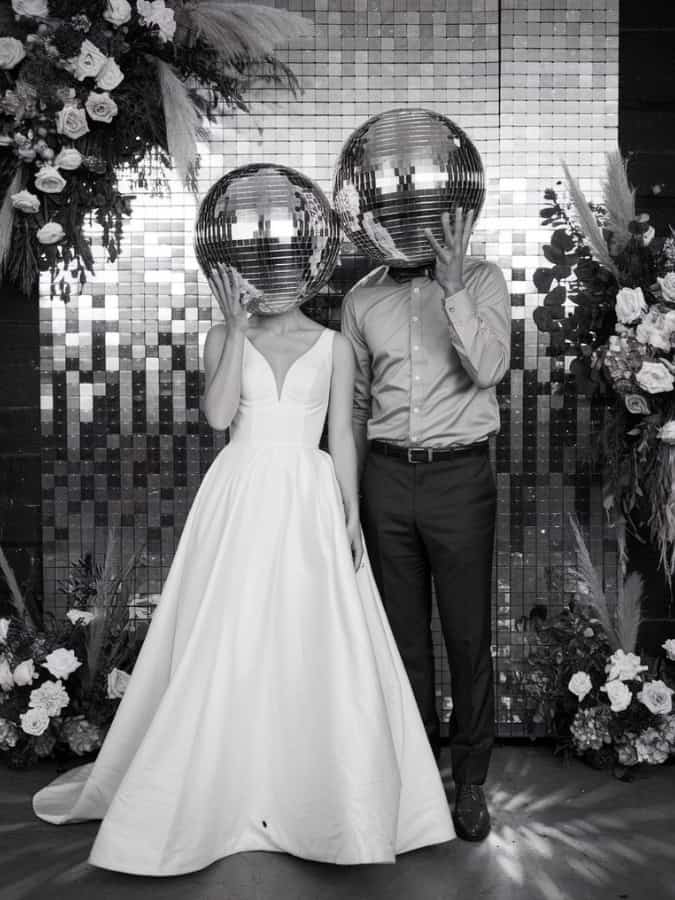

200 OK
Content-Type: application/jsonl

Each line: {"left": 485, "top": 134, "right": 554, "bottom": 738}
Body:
{"left": 334, "top": 108, "right": 485, "bottom": 268}
{"left": 195, "top": 164, "right": 341, "bottom": 315}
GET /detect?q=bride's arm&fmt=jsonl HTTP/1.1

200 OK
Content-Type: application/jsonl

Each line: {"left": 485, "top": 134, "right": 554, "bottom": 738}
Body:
{"left": 202, "top": 265, "right": 249, "bottom": 431}
{"left": 202, "top": 323, "right": 246, "bottom": 431}
{"left": 328, "top": 332, "right": 364, "bottom": 569}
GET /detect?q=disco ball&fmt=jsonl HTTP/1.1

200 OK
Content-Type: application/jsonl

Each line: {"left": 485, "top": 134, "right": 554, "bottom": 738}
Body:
{"left": 333, "top": 108, "right": 485, "bottom": 268}
{"left": 195, "top": 163, "right": 341, "bottom": 315}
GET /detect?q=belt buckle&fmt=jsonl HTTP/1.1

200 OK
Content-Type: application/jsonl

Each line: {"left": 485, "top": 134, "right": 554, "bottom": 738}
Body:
{"left": 407, "top": 447, "right": 432, "bottom": 464}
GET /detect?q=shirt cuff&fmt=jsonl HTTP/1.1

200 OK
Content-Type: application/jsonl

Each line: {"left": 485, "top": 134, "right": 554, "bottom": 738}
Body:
{"left": 443, "top": 289, "right": 477, "bottom": 324}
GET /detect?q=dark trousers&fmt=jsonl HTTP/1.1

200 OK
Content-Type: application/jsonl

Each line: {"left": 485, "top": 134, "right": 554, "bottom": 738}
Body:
{"left": 361, "top": 445, "right": 496, "bottom": 785}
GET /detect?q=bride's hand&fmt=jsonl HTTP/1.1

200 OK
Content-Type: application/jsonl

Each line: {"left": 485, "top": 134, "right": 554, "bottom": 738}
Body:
{"left": 347, "top": 519, "right": 364, "bottom": 571}
{"left": 207, "top": 263, "right": 249, "bottom": 333}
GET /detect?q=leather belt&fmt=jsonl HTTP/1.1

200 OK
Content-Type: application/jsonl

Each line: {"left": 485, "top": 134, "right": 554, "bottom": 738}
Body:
{"left": 370, "top": 439, "right": 489, "bottom": 464}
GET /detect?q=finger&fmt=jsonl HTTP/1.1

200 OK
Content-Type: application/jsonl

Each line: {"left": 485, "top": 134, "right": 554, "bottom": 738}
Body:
{"left": 441, "top": 211, "right": 455, "bottom": 250}
{"left": 216, "top": 262, "right": 233, "bottom": 296}
{"left": 454, "top": 206, "right": 464, "bottom": 246}
{"left": 423, "top": 228, "right": 446, "bottom": 259}
{"left": 220, "top": 263, "right": 236, "bottom": 294}
{"left": 462, "top": 209, "right": 475, "bottom": 255}
{"left": 206, "top": 269, "right": 222, "bottom": 302}
{"left": 209, "top": 263, "right": 226, "bottom": 297}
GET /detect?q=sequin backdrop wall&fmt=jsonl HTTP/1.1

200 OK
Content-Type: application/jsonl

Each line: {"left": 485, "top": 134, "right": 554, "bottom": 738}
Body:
{"left": 39, "top": 0, "right": 619, "bottom": 735}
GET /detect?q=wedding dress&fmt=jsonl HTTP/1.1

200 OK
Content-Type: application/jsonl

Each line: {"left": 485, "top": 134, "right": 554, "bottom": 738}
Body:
{"left": 33, "top": 327, "right": 454, "bottom": 876}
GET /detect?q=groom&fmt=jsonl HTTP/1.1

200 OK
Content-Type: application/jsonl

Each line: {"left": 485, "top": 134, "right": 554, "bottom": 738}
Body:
{"left": 341, "top": 208, "right": 511, "bottom": 842}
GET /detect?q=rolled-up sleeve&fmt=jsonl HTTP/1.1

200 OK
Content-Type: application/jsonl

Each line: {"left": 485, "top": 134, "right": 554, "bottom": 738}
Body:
{"left": 443, "top": 262, "right": 512, "bottom": 389}
{"left": 340, "top": 290, "right": 372, "bottom": 428}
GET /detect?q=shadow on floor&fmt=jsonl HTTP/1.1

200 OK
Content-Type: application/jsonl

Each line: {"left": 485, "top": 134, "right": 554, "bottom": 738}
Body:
{"left": 1, "top": 745, "right": 674, "bottom": 900}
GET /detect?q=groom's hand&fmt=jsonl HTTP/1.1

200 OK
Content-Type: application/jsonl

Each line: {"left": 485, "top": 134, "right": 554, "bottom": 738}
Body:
{"left": 423, "top": 207, "right": 474, "bottom": 298}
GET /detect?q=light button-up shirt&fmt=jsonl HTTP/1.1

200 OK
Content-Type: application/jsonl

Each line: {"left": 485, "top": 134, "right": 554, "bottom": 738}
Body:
{"left": 341, "top": 258, "right": 511, "bottom": 448}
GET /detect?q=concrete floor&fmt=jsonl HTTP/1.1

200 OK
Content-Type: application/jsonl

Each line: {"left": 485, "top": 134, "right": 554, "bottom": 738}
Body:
{"left": 1, "top": 744, "right": 674, "bottom": 900}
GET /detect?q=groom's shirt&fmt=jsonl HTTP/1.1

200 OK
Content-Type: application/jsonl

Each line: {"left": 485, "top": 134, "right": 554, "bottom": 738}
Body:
{"left": 341, "top": 259, "right": 511, "bottom": 448}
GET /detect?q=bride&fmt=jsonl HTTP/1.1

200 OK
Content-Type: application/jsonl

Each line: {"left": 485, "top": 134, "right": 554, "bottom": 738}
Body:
{"left": 33, "top": 264, "right": 454, "bottom": 876}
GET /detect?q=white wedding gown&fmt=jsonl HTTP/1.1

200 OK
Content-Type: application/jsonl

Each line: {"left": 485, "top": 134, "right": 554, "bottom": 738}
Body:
{"left": 33, "top": 327, "right": 454, "bottom": 876}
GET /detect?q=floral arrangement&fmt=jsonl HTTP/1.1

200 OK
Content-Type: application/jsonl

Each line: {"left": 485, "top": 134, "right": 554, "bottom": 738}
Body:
{"left": 0, "top": 535, "right": 144, "bottom": 767}
{"left": 0, "top": 0, "right": 311, "bottom": 298}
{"left": 526, "top": 517, "right": 675, "bottom": 777}
{"left": 532, "top": 151, "right": 675, "bottom": 578}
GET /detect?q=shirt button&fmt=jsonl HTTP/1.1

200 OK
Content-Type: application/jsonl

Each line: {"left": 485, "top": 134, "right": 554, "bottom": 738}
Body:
{"left": 413, "top": 345, "right": 419, "bottom": 351}
{"left": 413, "top": 407, "right": 419, "bottom": 413}
{"left": 415, "top": 375, "right": 420, "bottom": 381}
{"left": 412, "top": 316, "right": 419, "bottom": 323}
{"left": 413, "top": 287, "right": 419, "bottom": 294}
{"left": 411, "top": 435, "right": 418, "bottom": 442}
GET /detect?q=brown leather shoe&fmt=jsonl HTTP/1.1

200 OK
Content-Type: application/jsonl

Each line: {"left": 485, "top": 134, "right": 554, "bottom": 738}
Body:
{"left": 452, "top": 784, "right": 491, "bottom": 842}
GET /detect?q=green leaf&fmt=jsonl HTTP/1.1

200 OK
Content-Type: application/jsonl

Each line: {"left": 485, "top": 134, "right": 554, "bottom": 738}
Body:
{"left": 533, "top": 267, "right": 556, "bottom": 293}
{"left": 543, "top": 244, "right": 567, "bottom": 265}
{"left": 551, "top": 229, "right": 575, "bottom": 253}
{"left": 551, "top": 264, "right": 572, "bottom": 281}
{"left": 544, "top": 285, "right": 567, "bottom": 307}
{"left": 533, "top": 306, "right": 554, "bottom": 332}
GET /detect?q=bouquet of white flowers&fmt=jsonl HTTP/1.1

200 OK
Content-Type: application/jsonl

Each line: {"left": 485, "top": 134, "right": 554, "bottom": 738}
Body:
{"left": 525, "top": 517, "right": 675, "bottom": 777}
{"left": 0, "top": 0, "right": 310, "bottom": 298}
{"left": 0, "top": 533, "right": 144, "bottom": 767}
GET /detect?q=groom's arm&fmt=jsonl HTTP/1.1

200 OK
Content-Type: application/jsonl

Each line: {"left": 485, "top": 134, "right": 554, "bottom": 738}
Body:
{"left": 340, "top": 290, "right": 371, "bottom": 481}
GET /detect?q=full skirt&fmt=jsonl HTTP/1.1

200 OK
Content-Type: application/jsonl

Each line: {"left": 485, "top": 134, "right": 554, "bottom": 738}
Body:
{"left": 33, "top": 443, "right": 454, "bottom": 876}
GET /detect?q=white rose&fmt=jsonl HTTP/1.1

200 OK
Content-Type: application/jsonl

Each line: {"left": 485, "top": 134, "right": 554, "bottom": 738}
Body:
{"left": 103, "top": 0, "right": 132, "bottom": 27}
{"left": 11, "top": 189, "right": 40, "bottom": 213}
{"left": 85, "top": 91, "right": 118, "bottom": 124}
{"left": 658, "top": 273, "right": 675, "bottom": 304}
{"left": 663, "top": 638, "right": 675, "bottom": 661}
{"left": 42, "top": 647, "right": 81, "bottom": 680}
{"left": 637, "top": 680, "right": 674, "bottom": 716}
{"left": 137, "top": 0, "right": 176, "bottom": 42}
{"left": 56, "top": 105, "right": 89, "bottom": 140}
{"left": 636, "top": 360, "right": 675, "bottom": 394}
{"left": 0, "top": 618, "right": 9, "bottom": 642}
{"left": 0, "top": 657, "right": 13, "bottom": 691}
{"left": 69, "top": 40, "right": 107, "bottom": 81}
{"left": 96, "top": 57, "right": 124, "bottom": 92}
{"left": 601, "top": 679, "right": 632, "bottom": 713}
{"left": 658, "top": 422, "right": 675, "bottom": 445}
{"left": 34, "top": 165, "right": 66, "bottom": 194}
{"left": 615, "top": 286, "right": 648, "bottom": 324}
{"left": 106, "top": 667, "right": 131, "bottom": 699}
{"left": 11, "top": 0, "right": 48, "bottom": 18}
{"left": 54, "top": 147, "right": 82, "bottom": 171}
{"left": 568, "top": 671, "right": 593, "bottom": 702}
{"left": 66, "top": 608, "right": 94, "bottom": 626}
{"left": 605, "top": 649, "right": 648, "bottom": 682}
{"left": 12, "top": 658, "right": 38, "bottom": 686}
{"left": 0, "top": 37, "right": 26, "bottom": 70}
{"left": 635, "top": 313, "right": 672, "bottom": 352}
{"left": 29, "top": 679, "right": 69, "bottom": 716}
{"left": 20, "top": 706, "right": 49, "bottom": 736}
{"left": 37, "top": 222, "right": 65, "bottom": 245}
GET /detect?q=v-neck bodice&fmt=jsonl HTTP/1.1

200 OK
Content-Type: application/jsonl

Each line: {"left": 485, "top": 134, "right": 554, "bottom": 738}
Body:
{"left": 230, "top": 328, "right": 334, "bottom": 449}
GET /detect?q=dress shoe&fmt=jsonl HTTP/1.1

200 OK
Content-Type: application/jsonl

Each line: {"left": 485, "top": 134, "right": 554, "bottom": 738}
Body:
{"left": 452, "top": 784, "right": 491, "bottom": 841}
